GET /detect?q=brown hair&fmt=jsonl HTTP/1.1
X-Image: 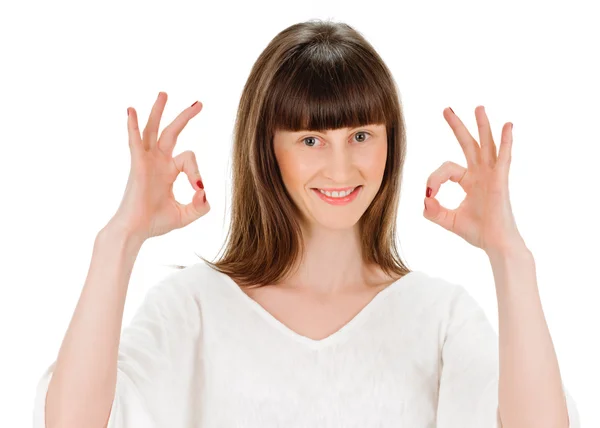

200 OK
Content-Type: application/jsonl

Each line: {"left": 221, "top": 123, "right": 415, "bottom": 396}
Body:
{"left": 169, "top": 19, "right": 412, "bottom": 288}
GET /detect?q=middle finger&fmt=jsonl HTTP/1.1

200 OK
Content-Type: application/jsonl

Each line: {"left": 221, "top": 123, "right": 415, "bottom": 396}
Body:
{"left": 143, "top": 92, "right": 168, "bottom": 151}
{"left": 474, "top": 106, "right": 497, "bottom": 168}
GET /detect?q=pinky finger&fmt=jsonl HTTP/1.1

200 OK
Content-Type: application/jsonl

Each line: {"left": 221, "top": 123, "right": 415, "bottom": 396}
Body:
{"left": 127, "top": 107, "right": 144, "bottom": 152}
{"left": 497, "top": 122, "right": 513, "bottom": 168}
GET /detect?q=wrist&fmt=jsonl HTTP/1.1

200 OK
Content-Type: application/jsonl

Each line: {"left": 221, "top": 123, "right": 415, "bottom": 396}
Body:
{"left": 485, "top": 241, "right": 532, "bottom": 262}
{"left": 98, "top": 221, "right": 146, "bottom": 250}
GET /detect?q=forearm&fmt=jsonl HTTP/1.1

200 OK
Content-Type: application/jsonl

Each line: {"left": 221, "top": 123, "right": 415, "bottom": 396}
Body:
{"left": 45, "top": 223, "right": 145, "bottom": 428}
{"left": 488, "top": 248, "right": 569, "bottom": 428}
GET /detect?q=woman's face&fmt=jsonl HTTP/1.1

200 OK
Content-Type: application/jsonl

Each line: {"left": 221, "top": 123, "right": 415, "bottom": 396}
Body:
{"left": 273, "top": 123, "right": 388, "bottom": 229}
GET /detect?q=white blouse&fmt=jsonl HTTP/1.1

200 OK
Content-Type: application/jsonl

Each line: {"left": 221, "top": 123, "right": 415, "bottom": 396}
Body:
{"left": 33, "top": 262, "right": 580, "bottom": 427}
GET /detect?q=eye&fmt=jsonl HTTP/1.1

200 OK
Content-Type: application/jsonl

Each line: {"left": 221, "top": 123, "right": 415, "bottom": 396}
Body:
{"left": 302, "top": 136, "right": 320, "bottom": 147}
{"left": 354, "top": 131, "right": 371, "bottom": 143}
{"left": 301, "top": 131, "right": 372, "bottom": 147}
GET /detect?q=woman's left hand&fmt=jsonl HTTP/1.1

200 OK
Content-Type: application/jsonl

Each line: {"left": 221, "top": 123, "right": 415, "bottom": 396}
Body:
{"left": 423, "top": 105, "right": 527, "bottom": 256}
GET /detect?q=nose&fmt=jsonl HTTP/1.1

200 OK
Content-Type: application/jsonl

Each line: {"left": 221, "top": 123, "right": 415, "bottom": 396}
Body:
{"left": 323, "top": 145, "right": 355, "bottom": 183}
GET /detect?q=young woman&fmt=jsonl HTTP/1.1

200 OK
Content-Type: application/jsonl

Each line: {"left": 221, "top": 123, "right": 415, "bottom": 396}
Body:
{"left": 34, "top": 20, "right": 579, "bottom": 428}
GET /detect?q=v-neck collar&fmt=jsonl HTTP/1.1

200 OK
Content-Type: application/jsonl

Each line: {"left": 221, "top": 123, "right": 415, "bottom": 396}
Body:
{"left": 217, "top": 268, "right": 418, "bottom": 350}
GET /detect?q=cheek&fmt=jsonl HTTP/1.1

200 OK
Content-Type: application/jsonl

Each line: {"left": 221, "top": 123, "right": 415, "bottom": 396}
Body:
{"left": 358, "top": 144, "right": 388, "bottom": 177}
{"left": 276, "top": 151, "right": 312, "bottom": 188}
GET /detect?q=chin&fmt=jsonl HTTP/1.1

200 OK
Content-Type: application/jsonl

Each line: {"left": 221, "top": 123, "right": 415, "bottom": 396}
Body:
{"left": 308, "top": 213, "right": 363, "bottom": 230}
{"left": 295, "top": 185, "right": 371, "bottom": 228}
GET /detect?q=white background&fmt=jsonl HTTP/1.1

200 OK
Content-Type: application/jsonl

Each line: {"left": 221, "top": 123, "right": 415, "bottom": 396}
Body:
{"left": 1, "top": 0, "right": 597, "bottom": 426}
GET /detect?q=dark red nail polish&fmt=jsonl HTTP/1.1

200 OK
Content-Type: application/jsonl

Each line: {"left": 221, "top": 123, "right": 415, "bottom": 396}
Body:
{"left": 196, "top": 180, "right": 204, "bottom": 189}
{"left": 449, "top": 107, "right": 454, "bottom": 114}
{"left": 203, "top": 193, "right": 207, "bottom": 203}
{"left": 191, "top": 101, "right": 198, "bottom": 107}
{"left": 426, "top": 187, "right": 432, "bottom": 198}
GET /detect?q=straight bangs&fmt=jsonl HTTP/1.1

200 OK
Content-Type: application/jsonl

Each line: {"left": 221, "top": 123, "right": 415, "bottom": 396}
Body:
{"left": 263, "top": 43, "right": 394, "bottom": 134}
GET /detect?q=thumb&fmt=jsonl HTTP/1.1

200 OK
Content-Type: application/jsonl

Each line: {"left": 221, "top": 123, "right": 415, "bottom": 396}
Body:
{"left": 179, "top": 189, "right": 209, "bottom": 227}
{"left": 423, "top": 196, "right": 455, "bottom": 233}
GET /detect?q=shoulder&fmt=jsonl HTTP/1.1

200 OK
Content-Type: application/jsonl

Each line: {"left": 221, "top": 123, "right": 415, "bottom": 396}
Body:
{"left": 396, "top": 270, "right": 483, "bottom": 321}
{"left": 142, "top": 260, "right": 230, "bottom": 311}
{"left": 414, "top": 271, "right": 495, "bottom": 338}
{"left": 397, "top": 270, "right": 467, "bottom": 304}
{"left": 127, "top": 261, "right": 236, "bottom": 332}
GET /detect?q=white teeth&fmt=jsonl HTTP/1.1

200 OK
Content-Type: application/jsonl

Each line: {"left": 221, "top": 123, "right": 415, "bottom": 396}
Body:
{"left": 318, "top": 187, "right": 357, "bottom": 198}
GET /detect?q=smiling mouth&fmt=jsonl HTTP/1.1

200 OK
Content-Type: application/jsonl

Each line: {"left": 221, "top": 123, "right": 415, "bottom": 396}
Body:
{"left": 311, "top": 185, "right": 363, "bottom": 200}
{"left": 311, "top": 185, "right": 362, "bottom": 193}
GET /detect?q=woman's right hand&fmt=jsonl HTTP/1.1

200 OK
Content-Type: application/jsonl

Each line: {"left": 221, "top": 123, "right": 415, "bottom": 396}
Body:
{"left": 107, "top": 92, "right": 210, "bottom": 243}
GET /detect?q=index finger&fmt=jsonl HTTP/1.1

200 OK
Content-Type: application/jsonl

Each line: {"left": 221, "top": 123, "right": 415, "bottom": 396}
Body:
{"left": 142, "top": 92, "right": 168, "bottom": 151}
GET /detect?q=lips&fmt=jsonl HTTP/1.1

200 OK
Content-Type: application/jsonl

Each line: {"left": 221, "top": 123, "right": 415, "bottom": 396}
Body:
{"left": 311, "top": 185, "right": 362, "bottom": 205}
{"left": 314, "top": 186, "right": 359, "bottom": 196}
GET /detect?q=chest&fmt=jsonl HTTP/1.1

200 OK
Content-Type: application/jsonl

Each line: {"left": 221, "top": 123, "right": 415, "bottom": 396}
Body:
{"left": 198, "top": 277, "right": 443, "bottom": 426}
{"left": 241, "top": 285, "right": 388, "bottom": 341}
{"left": 201, "top": 318, "right": 440, "bottom": 427}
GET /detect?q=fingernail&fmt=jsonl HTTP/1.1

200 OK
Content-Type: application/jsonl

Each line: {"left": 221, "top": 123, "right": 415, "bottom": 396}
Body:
{"left": 191, "top": 101, "right": 199, "bottom": 107}
{"left": 510, "top": 123, "right": 513, "bottom": 131}
{"left": 203, "top": 193, "right": 207, "bottom": 203}
{"left": 426, "top": 187, "right": 432, "bottom": 197}
{"left": 449, "top": 107, "right": 454, "bottom": 114}
{"left": 196, "top": 180, "right": 204, "bottom": 189}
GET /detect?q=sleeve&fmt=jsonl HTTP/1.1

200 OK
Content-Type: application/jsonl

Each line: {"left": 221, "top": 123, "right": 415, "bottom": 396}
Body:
{"left": 32, "top": 274, "right": 204, "bottom": 428}
{"left": 436, "top": 284, "right": 581, "bottom": 428}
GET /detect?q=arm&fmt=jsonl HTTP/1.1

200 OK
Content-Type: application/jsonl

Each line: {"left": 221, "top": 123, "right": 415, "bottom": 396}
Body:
{"left": 435, "top": 270, "right": 580, "bottom": 428}
{"left": 43, "top": 223, "right": 145, "bottom": 428}
{"left": 36, "top": 224, "right": 204, "bottom": 428}
{"left": 489, "top": 247, "right": 576, "bottom": 428}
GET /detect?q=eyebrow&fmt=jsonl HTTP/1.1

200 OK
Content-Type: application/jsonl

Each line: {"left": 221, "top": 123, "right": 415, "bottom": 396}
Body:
{"left": 291, "top": 125, "right": 381, "bottom": 135}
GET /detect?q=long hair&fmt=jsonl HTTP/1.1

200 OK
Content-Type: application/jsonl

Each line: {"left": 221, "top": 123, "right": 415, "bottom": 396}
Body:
{"left": 170, "top": 19, "right": 411, "bottom": 288}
